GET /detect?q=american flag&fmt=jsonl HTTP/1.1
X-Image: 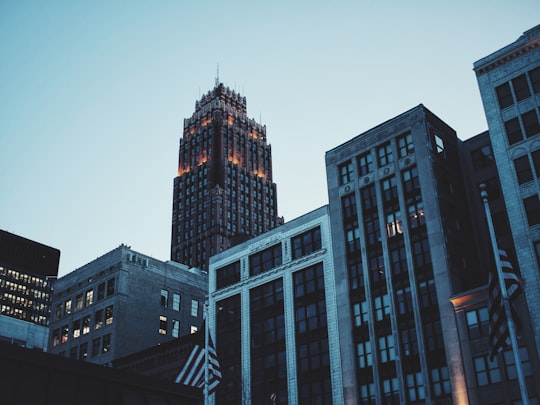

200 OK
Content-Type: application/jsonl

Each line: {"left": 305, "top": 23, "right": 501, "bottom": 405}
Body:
{"left": 488, "top": 249, "right": 522, "bottom": 361}
{"left": 175, "top": 324, "right": 222, "bottom": 394}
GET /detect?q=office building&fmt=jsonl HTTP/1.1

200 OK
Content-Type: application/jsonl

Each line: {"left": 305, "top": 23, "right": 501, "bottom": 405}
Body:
{"left": 0, "top": 229, "right": 59, "bottom": 349}
{"left": 474, "top": 24, "right": 540, "bottom": 359}
{"left": 208, "top": 206, "right": 341, "bottom": 404}
{"left": 171, "top": 82, "right": 283, "bottom": 271}
{"left": 326, "top": 105, "right": 480, "bottom": 404}
{"left": 48, "top": 244, "right": 207, "bottom": 365}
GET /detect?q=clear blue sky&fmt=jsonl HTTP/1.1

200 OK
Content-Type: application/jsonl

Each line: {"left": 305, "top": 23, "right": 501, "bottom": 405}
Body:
{"left": 1, "top": 1, "right": 539, "bottom": 277}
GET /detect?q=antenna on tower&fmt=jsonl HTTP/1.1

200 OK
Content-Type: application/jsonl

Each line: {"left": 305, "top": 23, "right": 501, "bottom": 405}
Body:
{"left": 215, "top": 63, "right": 220, "bottom": 87}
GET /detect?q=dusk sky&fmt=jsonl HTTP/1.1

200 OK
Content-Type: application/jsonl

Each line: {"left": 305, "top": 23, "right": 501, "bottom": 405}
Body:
{"left": 1, "top": 1, "right": 539, "bottom": 277}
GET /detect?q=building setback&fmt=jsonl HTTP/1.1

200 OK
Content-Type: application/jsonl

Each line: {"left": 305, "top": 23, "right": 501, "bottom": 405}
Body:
{"left": 208, "top": 206, "right": 341, "bottom": 404}
{"left": 171, "top": 82, "right": 283, "bottom": 271}
{"left": 47, "top": 244, "right": 207, "bottom": 365}
{"left": 474, "top": 24, "right": 540, "bottom": 360}
{"left": 0, "top": 229, "right": 59, "bottom": 349}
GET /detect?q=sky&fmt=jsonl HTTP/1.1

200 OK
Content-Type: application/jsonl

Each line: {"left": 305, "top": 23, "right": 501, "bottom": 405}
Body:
{"left": 1, "top": 1, "right": 539, "bottom": 277}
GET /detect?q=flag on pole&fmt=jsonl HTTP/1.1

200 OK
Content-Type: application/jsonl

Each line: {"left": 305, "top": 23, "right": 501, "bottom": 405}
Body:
{"left": 488, "top": 249, "right": 522, "bottom": 360}
{"left": 175, "top": 323, "right": 222, "bottom": 394}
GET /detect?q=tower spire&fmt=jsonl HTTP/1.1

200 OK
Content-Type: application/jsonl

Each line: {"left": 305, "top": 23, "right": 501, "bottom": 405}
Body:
{"left": 215, "top": 63, "right": 220, "bottom": 87}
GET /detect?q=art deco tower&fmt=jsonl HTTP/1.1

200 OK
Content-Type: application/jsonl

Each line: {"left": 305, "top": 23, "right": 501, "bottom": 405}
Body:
{"left": 171, "top": 82, "right": 283, "bottom": 271}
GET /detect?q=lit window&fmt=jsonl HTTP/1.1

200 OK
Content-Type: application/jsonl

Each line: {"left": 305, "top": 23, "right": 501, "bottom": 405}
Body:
{"left": 85, "top": 289, "right": 93, "bottom": 307}
{"left": 95, "top": 309, "right": 103, "bottom": 329}
{"left": 64, "top": 299, "right": 72, "bottom": 316}
{"left": 61, "top": 324, "right": 69, "bottom": 343}
{"left": 191, "top": 325, "right": 198, "bottom": 334}
{"left": 79, "top": 342, "right": 88, "bottom": 361}
{"left": 82, "top": 315, "right": 91, "bottom": 334}
{"left": 159, "top": 315, "right": 168, "bottom": 335}
{"left": 105, "top": 305, "right": 113, "bottom": 325}
{"left": 72, "top": 319, "right": 81, "bottom": 338}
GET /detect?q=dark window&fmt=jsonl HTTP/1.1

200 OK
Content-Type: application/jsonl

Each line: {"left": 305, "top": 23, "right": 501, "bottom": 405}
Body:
{"left": 402, "top": 166, "right": 420, "bottom": 195}
{"left": 339, "top": 160, "right": 354, "bottom": 185}
{"left": 502, "top": 346, "right": 533, "bottom": 379}
{"left": 292, "top": 227, "right": 322, "bottom": 259}
{"left": 514, "top": 155, "right": 533, "bottom": 184}
{"left": 106, "top": 278, "right": 115, "bottom": 296}
{"left": 524, "top": 196, "right": 540, "bottom": 226}
{"left": 530, "top": 66, "right": 540, "bottom": 94}
{"left": 512, "top": 74, "right": 531, "bottom": 101}
{"left": 341, "top": 194, "right": 357, "bottom": 225}
{"left": 357, "top": 152, "right": 373, "bottom": 176}
{"left": 377, "top": 142, "right": 394, "bottom": 167}
{"left": 471, "top": 145, "right": 494, "bottom": 170}
{"left": 160, "top": 289, "right": 168, "bottom": 307}
{"left": 418, "top": 279, "right": 437, "bottom": 309}
{"left": 361, "top": 184, "right": 378, "bottom": 212}
{"left": 249, "top": 243, "right": 282, "bottom": 276}
{"left": 397, "top": 132, "right": 414, "bottom": 158}
{"left": 216, "top": 260, "right": 241, "bottom": 289}
{"left": 496, "top": 82, "right": 513, "bottom": 109}
{"left": 400, "top": 326, "right": 418, "bottom": 356}
{"left": 102, "top": 334, "right": 111, "bottom": 353}
{"left": 532, "top": 150, "right": 540, "bottom": 177}
{"left": 431, "top": 367, "right": 451, "bottom": 397}
{"left": 522, "top": 109, "right": 540, "bottom": 138}
{"left": 505, "top": 117, "right": 523, "bottom": 145}
{"left": 466, "top": 307, "right": 489, "bottom": 339}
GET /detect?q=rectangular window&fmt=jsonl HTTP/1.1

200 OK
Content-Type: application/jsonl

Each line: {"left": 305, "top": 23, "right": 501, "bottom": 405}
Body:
{"left": 353, "top": 301, "right": 369, "bottom": 327}
{"left": 530, "top": 66, "right": 540, "bottom": 94}
{"left": 378, "top": 334, "right": 396, "bottom": 363}
{"left": 474, "top": 355, "right": 501, "bottom": 386}
{"left": 92, "top": 337, "right": 101, "bottom": 357}
{"left": 97, "top": 283, "right": 105, "bottom": 300}
{"left": 512, "top": 74, "right": 531, "bottom": 102}
{"left": 357, "top": 340, "right": 372, "bottom": 368}
{"left": 80, "top": 342, "right": 88, "bottom": 361}
{"left": 465, "top": 307, "right": 489, "bottom": 339}
{"left": 357, "top": 151, "right": 373, "bottom": 176}
{"left": 505, "top": 117, "right": 524, "bottom": 145}
{"left": 522, "top": 109, "right": 540, "bottom": 138}
{"left": 471, "top": 145, "right": 494, "bottom": 170}
{"left": 172, "top": 319, "right": 180, "bottom": 338}
{"left": 70, "top": 346, "right": 78, "bottom": 359}
{"left": 159, "top": 315, "right": 168, "bottom": 335}
{"left": 434, "top": 134, "right": 445, "bottom": 155}
{"left": 216, "top": 260, "right": 241, "bottom": 289}
{"left": 61, "top": 324, "right": 69, "bottom": 343}
{"left": 374, "top": 294, "right": 390, "bottom": 321}
{"left": 514, "top": 155, "right": 533, "bottom": 184}
{"left": 52, "top": 329, "right": 60, "bottom": 347}
{"left": 82, "top": 315, "right": 91, "bottom": 334}
{"left": 249, "top": 243, "right": 282, "bottom": 276}
{"left": 55, "top": 304, "right": 62, "bottom": 321}
{"left": 191, "top": 299, "right": 199, "bottom": 317}
{"left": 383, "top": 377, "right": 400, "bottom": 403}
{"left": 75, "top": 294, "right": 83, "bottom": 311}
{"left": 72, "top": 319, "right": 81, "bottom": 339}
{"left": 397, "top": 132, "right": 414, "bottom": 158}
{"left": 291, "top": 227, "right": 322, "bottom": 259}
{"left": 431, "top": 366, "right": 451, "bottom": 397}
{"left": 377, "top": 142, "right": 394, "bottom": 167}
{"left": 190, "top": 325, "right": 198, "bottom": 334}
{"left": 173, "top": 293, "right": 181, "bottom": 311}
{"left": 339, "top": 160, "right": 354, "bottom": 185}
{"left": 160, "top": 289, "right": 168, "bottom": 307}
{"left": 406, "top": 372, "right": 425, "bottom": 402}
{"left": 524, "top": 196, "right": 540, "bottom": 226}
{"left": 531, "top": 150, "right": 540, "bottom": 177}
{"left": 106, "top": 278, "right": 115, "bottom": 296}
{"left": 496, "top": 82, "right": 514, "bottom": 109}
{"left": 105, "top": 305, "right": 113, "bottom": 325}
{"left": 102, "top": 334, "right": 111, "bottom": 353}
{"left": 95, "top": 309, "right": 104, "bottom": 329}
{"left": 85, "top": 289, "right": 93, "bottom": 307}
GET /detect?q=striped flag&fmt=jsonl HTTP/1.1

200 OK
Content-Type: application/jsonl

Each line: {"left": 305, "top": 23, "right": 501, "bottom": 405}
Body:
{"left": 175, "top": 324, "right": 222, "bottom": 394}
{"left": 488, "top": 249, "right": 522, "bottom": 360}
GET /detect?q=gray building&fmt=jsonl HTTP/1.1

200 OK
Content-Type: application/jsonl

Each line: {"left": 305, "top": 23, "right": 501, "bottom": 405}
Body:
{"left": 48, "top": 244, "right": 207, "bottom": 365}
{"left": 208, "top": 206, "right": 342, "bottom": 404}
{"left": 326, "top": 105, "right": 479, "bottom": 404}
{"left": 474, "top": 24, "right": 540, "bottom": 360}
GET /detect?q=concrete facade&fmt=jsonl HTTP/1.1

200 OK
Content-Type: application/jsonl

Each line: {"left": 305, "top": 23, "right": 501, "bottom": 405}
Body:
{"left": 48, "top": 244, "right": 207, "bottom": 365}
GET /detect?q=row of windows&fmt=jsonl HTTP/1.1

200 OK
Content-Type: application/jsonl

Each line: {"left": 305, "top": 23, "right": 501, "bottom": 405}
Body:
{"left": 0, "top": 267, "right": 50, "bottom": 288}
{"left": 61, "top": 334, "right": 112, "bottom": 361}
{"left": 504, "top": 108, "right": 540, "bottom": 145}
{"left": 473, "top": 347, "right": 532, "bottom": 387}
{"left": 216, "top": 226, "right": 323, "bottom": 289}
{"left": 54, "top": 278, "right": 115, "bottom": 320}
{"left": 52, "top": 305, "right": 113, "bottom": 346}
{"left": 496, "top": 66, "right": 540, "bottom": 110}
{"left": 158, "top": 316, "right": 195, "bottom": 337}
{"left": 338, "top": 132, "right": 414, "bottom": 185}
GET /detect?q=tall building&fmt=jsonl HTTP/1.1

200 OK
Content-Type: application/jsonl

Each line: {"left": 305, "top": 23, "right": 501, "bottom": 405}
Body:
{"left": 325, "top": 105, "right": 480, "bottom": 404}
{"left": 208, "top": 206, "right": 341, "bottom": 404}
{"left": 171, "top": 82, "right": 283, "bottom": 271}
{"left": 0, "top": 229, "right": 59, "bottom": 349}
{"left": 474, "top": 24, "right": 540, "bottom": 359}
{"left": 47, "top": 244, "right": 207, "bottom": 365}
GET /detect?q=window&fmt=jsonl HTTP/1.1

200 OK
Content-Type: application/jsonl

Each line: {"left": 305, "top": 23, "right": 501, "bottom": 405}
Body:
{"left": 82, "top": 315, "right": 91, "bottom": 334}
{"left": 72, "top": 319, "right": 81, "bottom": 339}
{"left": 466, "top": 307, "right": 489, "bottom": 339}
{"left": 105, "top": 305, "right": 113, "bottom": 325}
{"left": 503, "top": 346, "right": 532, "bottom": 379}
{"left": 522, "top": 109, "right": 540, "bottom": 138}
{"left": 95, "top": 309, "right": 103, "bottom": 329}
{"left": 172, "top": 319, "right": 180, "bottom": 338}
{"left": 102, "top": 334, "right": 111, "bottom": 353}
{"left": 524, "top": 196, "right": 540, "bottom": 226}
{"left": 395, "top": 287, "right": 413, "bottom": 316}
{"left": 357, "top": 151, "right": 373, "bottom": 176}
{"left": 190, "top": 325, "right": 198, "bottom": 334}
{"left": 397, "top": 132, "right": 414, "bottom": 157}
{"left": 505, "top": 117, "right": 523, "bottom": 145}
{"left": 97, "top": 283, "right": 105, "bottom": 300}
{"left": 76, "top": 294, "right": 83, "bottom": 311}
{"left": 431, "top": 366, "right": 451, "bottom": 397}
{"left": 52, "top": 329, "right": 60, "bottom": 347}
{"left": 474, "top": 355, "right": 501, "bottom": 386}
{"left": 85, "top": 289, "right": 93, "bottom": 307}
{"left": 424, "top": 319, "right": 444, "bottom": 351}
{"left": 534, "top": 241, "right": 540, "bottom": 270}
{"left": 70, "top": 346, "right": 78, "bottom": 359}
{"left": 383, "top": 378, "right": 400, "bottom": 403}
{"left": 401, "top": 327, "right": 418, "bottom": 356}
{"left": 418, "top": 279, "right": 437, "bottom": 309}
{"left": 216, "top": 260, "right": 241, "bottom": 289}
{"left": 191, "top": 299, "right": 199, "bottom": 317}
{"left": 106, "top": 278, "right": 115, "bottom": 296}
{"left": 92, "top": 337, "right": 101, "bottom": 357}
{"left": 291, "top": 227, "right": 322, "bottom": 259}
{"left": 360, "top": 383, "right": 376, "bottom": 403}
{"left": 512, "top": 74, "right": 531, "bottom": 102}
{"left": 61, "top": 324, "right": 69, "bottom": 343}
{"left": 249, "top": 243, "right": 282, "bottom": 275}
{"left": 339, "top": 160, "right": 354, "bottom": 185}
{"left": 496, "top": 82, "right": 514, "bottom": 109}
{"left": 434, "top": 134, "right": 445, "bottom": 155}
{"left": 378, "top": 334, "right": 396, "bottom": 363}
{"left": 159, "top": 315, "right": 168, "bottom": 335}
{"left": 353, "top": 301, "right": 369, "bottom": 327}
{"left": 471, "top": 145, "right": 494, "bottom": 170}
{"left": 80, "top": 342, "right": 88, "bottom": 361}
{"left": 173, "top": 293, "right": 181, "bottom": 311}
{"left": 377, "top": 142, "right": 393, "bottom": 167}
{"left": 357, "top": 340, "right": 372, "bottom": 368}
{"left": 406, "top": 372, "right": 425, "bottom": 402}
{"left": 530, "top": 66, "right": 540, "bottom": 94}
{"left": 514, "top": 156, "right": 533, "bottom": 184}
{"left": 532, "top": 150, "right": 540, "bottom": 177}
{"left": 374, "top": 294, "right": 390, "bottom": 321}
{"left": 160, "top": 289, "right": 168, "bottom": 307}
{"left": 408, "top": 198, "right": 425, "bottom": 229}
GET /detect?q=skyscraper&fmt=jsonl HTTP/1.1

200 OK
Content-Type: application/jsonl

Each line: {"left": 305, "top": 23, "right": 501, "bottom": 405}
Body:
{"left": 171, "top": 82, "right": 283, "bottom": 271}
{"left": 474, "top": 24, "right": 540, "bottom": 359}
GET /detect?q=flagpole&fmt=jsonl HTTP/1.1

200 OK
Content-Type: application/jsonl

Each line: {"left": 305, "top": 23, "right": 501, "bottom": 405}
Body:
{"left": 480, "top": 184, "right": 529, "bottom": 404}
{"left": 204, "top": 298, "right": 209, "bottom": 405}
